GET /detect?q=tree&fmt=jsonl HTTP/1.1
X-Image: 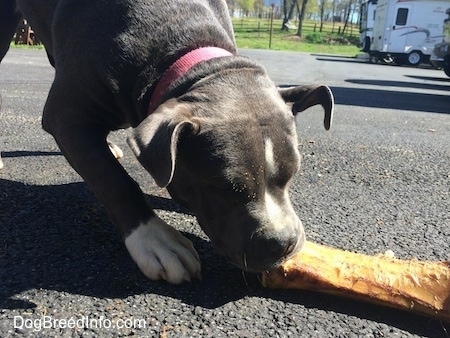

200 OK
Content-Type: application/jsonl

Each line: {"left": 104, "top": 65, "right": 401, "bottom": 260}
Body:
{"left": 341, "top": 0, "right": 354, "bottom": 35}
{"left": 254, "top": 0, "right": 264, "bottom": 17}
{"left": 305, "top": 0, "right": 318, "bottom": 20}
{"left": 237, "top": 0, "right": 256, "bottom": 16}
{"left": 318, "top": 0, "right": 332, "bottom": 32}
{"left": 296, "top": 0, "right": 309, "bottom": 37}
{"left": 226, "top": 0, "right": 237, "bottom": 16}
{"left": 282, "top": 0, "right": 297, "bottom": 31}
{"left": 331, "top": 0, "right": 339, "bottom": 32}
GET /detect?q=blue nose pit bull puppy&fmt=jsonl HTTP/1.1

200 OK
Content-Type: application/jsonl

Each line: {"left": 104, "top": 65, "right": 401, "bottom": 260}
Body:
{"left": 0, "top": 0, "right": 333, "bottom": 284}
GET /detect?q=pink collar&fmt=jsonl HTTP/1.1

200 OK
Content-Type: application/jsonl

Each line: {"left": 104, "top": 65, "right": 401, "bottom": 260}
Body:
{"left": 147, "top": 47, "right": 233, "bottom": 114}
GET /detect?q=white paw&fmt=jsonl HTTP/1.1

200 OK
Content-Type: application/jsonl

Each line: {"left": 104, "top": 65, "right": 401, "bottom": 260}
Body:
{"left": 107, "top": 141, "right": 123, "bottom": 159}
{"left": 125, "top": 216, "right": 201, "bottom": 284}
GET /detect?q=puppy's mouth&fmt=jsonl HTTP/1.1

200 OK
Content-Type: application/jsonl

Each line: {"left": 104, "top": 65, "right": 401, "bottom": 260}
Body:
{"left": 238, "top": 232, "right": 305, "bottom": 273}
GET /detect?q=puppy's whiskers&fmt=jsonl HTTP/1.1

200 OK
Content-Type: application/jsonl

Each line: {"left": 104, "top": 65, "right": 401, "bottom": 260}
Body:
{"left": 241, "top": 270, "right": 249, "bottom": 286}
{"left": 241, "top": 253, "right": 250, "bottom": 286}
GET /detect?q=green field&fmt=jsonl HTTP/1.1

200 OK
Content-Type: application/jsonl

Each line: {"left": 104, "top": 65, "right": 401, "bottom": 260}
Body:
{"left": 233, "top": 18, "right": 361, "bottom": 56}
{"left": 9, "top": 42, "right": 44, "bottom": 50}
{"left": 10, "top": 18, "right": 362, "bottom": 56}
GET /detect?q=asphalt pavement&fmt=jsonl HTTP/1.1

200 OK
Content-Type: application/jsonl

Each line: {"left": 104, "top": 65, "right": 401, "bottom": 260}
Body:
{"left": 0, "top": 48, "right": 449, "bottom": 337}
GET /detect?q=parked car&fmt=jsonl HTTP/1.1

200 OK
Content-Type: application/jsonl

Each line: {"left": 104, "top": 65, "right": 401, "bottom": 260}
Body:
{"left": 430, "top": 8, "right": 450, "bottom": 76}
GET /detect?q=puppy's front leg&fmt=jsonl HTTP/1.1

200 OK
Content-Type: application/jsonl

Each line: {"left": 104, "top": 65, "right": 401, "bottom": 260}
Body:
{"left": 53, "top": 128, "right": 202, "bottom": 284}
{"left": 42, "top": 85, "right": 201, "bottom": 284}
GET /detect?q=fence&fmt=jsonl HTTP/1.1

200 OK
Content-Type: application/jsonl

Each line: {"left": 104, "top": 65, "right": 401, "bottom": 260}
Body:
{"left": 233, "top": 18, "right": 360, "bottom": 40}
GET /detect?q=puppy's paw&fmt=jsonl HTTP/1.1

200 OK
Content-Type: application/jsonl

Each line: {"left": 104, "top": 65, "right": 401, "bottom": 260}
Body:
{"left": 107, "top": 141, "right": 123, "bottom": 159}
{"left": 125, "top": 216, "right": 201, "bottom": 284}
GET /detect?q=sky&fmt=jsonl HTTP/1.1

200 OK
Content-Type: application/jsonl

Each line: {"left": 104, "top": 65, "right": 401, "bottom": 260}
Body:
{"left": 263, "top": 0, "right": 283, "bottom": 6}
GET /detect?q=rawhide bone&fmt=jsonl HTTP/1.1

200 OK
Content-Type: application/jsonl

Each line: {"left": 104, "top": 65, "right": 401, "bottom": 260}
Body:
{"left": 262, "top": 241, "right": 450, "bottom": 322}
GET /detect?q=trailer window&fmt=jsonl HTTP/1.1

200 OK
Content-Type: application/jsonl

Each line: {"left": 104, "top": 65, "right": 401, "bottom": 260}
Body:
{"left": 395, "top": 8, "right": 408, "bottom": 26}
{"left": 360, "top": 3, "right": 367, "bottom": 31}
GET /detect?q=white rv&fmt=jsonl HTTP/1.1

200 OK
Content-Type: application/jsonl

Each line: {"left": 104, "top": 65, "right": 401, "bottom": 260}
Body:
{"left": 369, "top": 0, "right": 450, "bottom": 65}
{"left": 359, "top": 0, "right": 378, "bottom": 52}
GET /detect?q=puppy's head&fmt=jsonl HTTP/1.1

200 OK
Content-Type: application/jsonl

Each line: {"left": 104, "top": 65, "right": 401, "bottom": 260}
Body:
{"left": 128, "top": 71, "right": 333, "bottom": 273}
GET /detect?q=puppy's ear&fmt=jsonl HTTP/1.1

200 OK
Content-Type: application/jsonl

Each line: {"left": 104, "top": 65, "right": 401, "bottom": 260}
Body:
{"left": 127, "top": 101, "right": 199, "bottom": 187}
{"left": 279, "top": 85, "right": 334, "bottom": 130}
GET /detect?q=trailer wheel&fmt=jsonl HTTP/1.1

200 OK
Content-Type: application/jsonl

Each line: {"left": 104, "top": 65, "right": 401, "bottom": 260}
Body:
{"left": 406, "top": 51, "right": 422, "bottom": 66}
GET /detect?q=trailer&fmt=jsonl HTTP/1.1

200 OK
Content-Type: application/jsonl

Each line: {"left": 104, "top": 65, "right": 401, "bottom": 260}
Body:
{"left": 430, "top": 8, "right": 450, "bottom": 75}
{"left": 369, "top": 0, "right": 450, "bottom": 66}
{"left": 359, "top": 0, "right": 378, "bottom": 52}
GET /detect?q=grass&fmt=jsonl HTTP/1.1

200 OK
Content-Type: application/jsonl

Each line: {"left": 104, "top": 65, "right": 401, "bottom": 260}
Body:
{"left": 10, "top": 41, "right": 44, "bottom": 50}
{"left": 232, "top": 18, "right": 361, "bottom": 56}
{"left": 9, "top": 18, "right": 361, "bottom": 56}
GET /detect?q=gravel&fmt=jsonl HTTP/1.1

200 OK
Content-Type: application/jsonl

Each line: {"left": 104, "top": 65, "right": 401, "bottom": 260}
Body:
{"left": 0, "top": 48, "right": 449, "bottom": 337}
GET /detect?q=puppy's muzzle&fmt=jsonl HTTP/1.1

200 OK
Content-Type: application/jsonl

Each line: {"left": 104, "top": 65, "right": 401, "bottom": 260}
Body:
{"left": 244, "top": 224, "right": 305, "bottom": 272}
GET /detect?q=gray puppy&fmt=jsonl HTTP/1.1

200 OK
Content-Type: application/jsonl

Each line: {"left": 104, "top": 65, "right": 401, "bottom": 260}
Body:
{"left": 0, "top": 0, "right": 333, "bottom": 283}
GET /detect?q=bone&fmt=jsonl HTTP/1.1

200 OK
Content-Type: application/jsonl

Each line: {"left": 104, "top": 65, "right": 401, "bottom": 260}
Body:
{"left": 262, "top": 240, "right": 450, "bottom": 322}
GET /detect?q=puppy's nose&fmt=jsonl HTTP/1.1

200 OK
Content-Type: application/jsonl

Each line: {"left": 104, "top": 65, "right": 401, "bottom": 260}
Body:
{"left": 246, "top": 230, "right": 302, "bottom": 272}
{"left": 264, "top": 235, "right": 297, "bottom": 258}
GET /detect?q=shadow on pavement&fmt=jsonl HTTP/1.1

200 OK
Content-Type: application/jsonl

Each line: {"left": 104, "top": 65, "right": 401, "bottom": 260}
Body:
{"left": 405, "top": 74, "right": 450, "bottom": 82}
{"left": 314, "top": 57, "right": 367, "bottom": 65}
{"left": 310, "top": 53, "right": 355, "bottom": 58}
{"left": 1, "top": 179, "right": 449, "bottom": 337}
{"left": 331, "top": 86, "right": 449, "bottom": 114}
{"left": 263, "top": 289, "right": 450, "bottom": 338}
{"left": 345, "top": 78, "right": 450, "bottom": 92}
{"left": 0, "top": 179, "right": 246, "bottom": 310}
{"left": 1, "top": 150, "right": 62, "bottom": 158}
{"left": 279, "top": 83, "right": 449, "bottom": 114}
{"left": 313, "top": 55, "right": 436, "bottom": 69}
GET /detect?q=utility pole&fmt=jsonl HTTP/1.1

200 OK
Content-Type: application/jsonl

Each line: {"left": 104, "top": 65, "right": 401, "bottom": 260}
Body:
{"left": 269, "top": 4, "right": 275, "bottom": 48}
